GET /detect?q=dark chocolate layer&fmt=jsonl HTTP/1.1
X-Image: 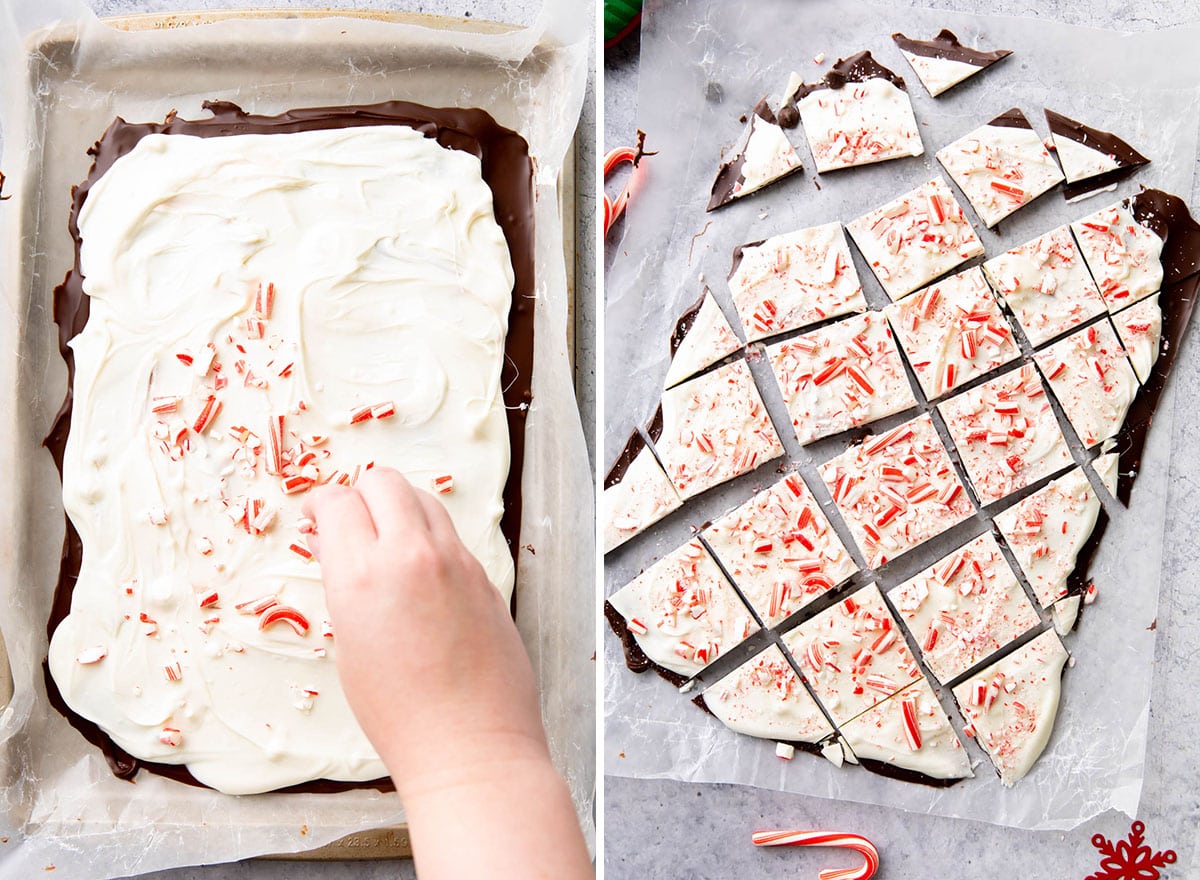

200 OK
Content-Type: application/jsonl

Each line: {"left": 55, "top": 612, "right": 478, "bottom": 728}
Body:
{"left": 791, "top": 51, "right": 907, "bottom": 102}
{"left": 604, "top": 600, "right": 689, "bottom": 688}
{"left": 1130, "top": 188, "right": 1200, "bottom": 284}
{"left": 1046, "top": 109, "right": 1149, "bottom": 173}
{"left": 604, "top": 429, "right": 649, "bottom": 491}
{"left": 707, "top": 100, "right": 797, "bottom": 212}
{"left": 987, "top": 107, "right": 1033, "bottom": 131}
{"left": 728, "top": 239, "right": 765, "bottom": 280}
{"left": 46, "top": 100, "right": 535, "bottom": 793}
{"left": 855, "top": 756, "right": 966, "bottom": 788}
{"left": 892, "top": 29, "right": 1012, "bottom": 69}
{"left": 669, "top": 289, "right": 709, "bottom": 362}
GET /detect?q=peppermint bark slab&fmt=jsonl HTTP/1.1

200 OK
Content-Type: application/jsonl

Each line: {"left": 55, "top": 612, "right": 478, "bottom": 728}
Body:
{"left": 704, "top": 473, "right": 857, "bottom": 627}
{"left": 1111, "top": 294, "right": 1163, "bottom": 384}
{"left": 892, "top": 29, "right": 1012, "bottom": 98}
{"left": 781, "top": 583, "right": 921, "bottom": 725}
{"left": 888, "top": 532, "right": 1039, "bottom": 684}
{"left": 840, "top": 677, "right": 972, "bottom": 783}
{"left": 1071, "top": 201, "right": 1163, "bottom": 311}
{"left": 1035, "top": 320, "right": 1138, "bottom": 448}
{"left": 607, "top": 539, "right": 759, "bottom": 679}
{"left": 936, "top": 108, "right": 1064, "bottom": 228}
{"left": 603, "top": 429, "right": 684, "bottom": 553}
{"left": 884, "top": 266, "right": 1020, "bottom": 399}
{"left": 708, "top": 100, "right": 803, "bottom": 211}
{"left": 1044, "top": 108, "right": 1149, "bottom": 189}
{"left": 818, "top": 413, "right": 973, "bottom": 568}
{"left": 952, "top": 629, "right": 1069, "bottom": 786}
{"left": 700, "top": 644, "right": 834, "bottom": 746}
{"left": 654, "top": 358, "right": 785, "bottom": 500}
{"left": 846, "top": 177, "right": 984, "bottom": 301}
{"left": 791, "top": 51, "right": 923, "bottom": 173}
{"left": 766, "top": 311, "right": 918, "bottom": 446}
{"left": 938, "top": 363, "right": 1072, "bottom": 506}
{"left": 664, "top": 289, "right": 743, "bottom": 389}
{"left": 993, "top": 467, "right": 1106, "bottom": 608}
{"left": 982, "top": 224, "right": 1107, "bottom": 347}
{"left": 728, "top": 222, "right": 867, "bottom": 342}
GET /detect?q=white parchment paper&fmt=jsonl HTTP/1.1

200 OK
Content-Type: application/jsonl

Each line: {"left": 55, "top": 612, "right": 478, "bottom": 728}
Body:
{"left": 604, "top": 0, "right": 1200, "bottom": 832}
{"left": 0, "top": 0, "right": 592, "bottom": 875}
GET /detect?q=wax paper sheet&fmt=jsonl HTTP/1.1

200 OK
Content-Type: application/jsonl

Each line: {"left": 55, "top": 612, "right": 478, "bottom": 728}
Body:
{"left": 0, "top": 0, "right": 592, "bottom": 875}
{"left": 604, "top": 0, "right": 1200, "bottom": 832}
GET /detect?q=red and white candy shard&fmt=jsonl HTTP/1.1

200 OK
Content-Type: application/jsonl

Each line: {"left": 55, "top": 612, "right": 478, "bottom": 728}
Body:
{"left": 938, "top": 363, "right": 1072, "bottom": 506}
{"left": 993, "top": 467, "right": 1103, "bottom": 608}
{"left": 729, "top": 223, "right": 867, "bottom": 343}
{"left": 982, "top": 224, "right": 1107, "bottom": 348}
{"left": 655, "top": 359, "right": 785, "bottom": 501}
{"left": 839, "top": 677, "right": 972, "bottom": 780}
{"left": 704, "top": 473, "right": 857, "bottom": 627}
{"left": 884, "top": 266, "right": 1020, "bottom": 398}
{"left": 1110, "top": 294, "right": 1163, "bottom": 384}
{"left": 709, "top": 108, "right": 803, "bottom": 209}
{"left": 845, "top": 177, "right": 984, "bottom": 301}
{"left": 1034, "top": 319, "right": 1138, "bottom": 447}
{"left": 603, "top": 439, "right": 683, "bottom": 554}
{"left": 781, "top": 582, "right": 921, "bottom": 725}
{"left": 888, "top": 531, "right": 1039, "bottom": 684}
{"left": 664, "top": 289, "right": 744, "bottom": 388}
{"left": 952, "top": 628, "right": 1069, "bottom": 786}
{"left": 795, "top": 72, "right": 924, "bottom": 172}
{"left": 607, "top": 539, "right": 759, "bottom": 677}
{"left": 1071, "top": 202, "right": 1164, "bottom": 312}
{"left": 935, "top": 110, "right": 1065, "bottom": 228}
{"left": 818, "top": 413, "right": 973, "bottom": 568}
{"left": 766, "top": 310, "right": 917, "bottom": 445}
{"left": 702, "top": 644, "right": 834, "bottom": 744}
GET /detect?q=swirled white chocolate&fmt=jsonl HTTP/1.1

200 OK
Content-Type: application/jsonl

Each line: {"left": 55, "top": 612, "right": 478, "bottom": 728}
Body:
{"left": 1071, "top": 203, "right": 1164, "bottom": 311}
{"left": 703, "top": 645, "right": 833, "bottom": 744}
{"left": 796, "top": 78, "right": 924, "bottom": 173}
{"left": 1034, "top": 320, "right": 1138, "bottom": 447}
{"left": 47, "top": 126, "right": 516, "bottom": 794}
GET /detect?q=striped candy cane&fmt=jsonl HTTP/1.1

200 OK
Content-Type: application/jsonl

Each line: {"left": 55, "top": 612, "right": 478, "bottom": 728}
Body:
{"left": 752, "top": 830, "right": 880, "bottom": 880}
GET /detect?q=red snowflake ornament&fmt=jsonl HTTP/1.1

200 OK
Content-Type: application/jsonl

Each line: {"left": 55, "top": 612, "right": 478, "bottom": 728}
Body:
{"left": 1086, "top": 821, "right": 1177, "bottom": 880}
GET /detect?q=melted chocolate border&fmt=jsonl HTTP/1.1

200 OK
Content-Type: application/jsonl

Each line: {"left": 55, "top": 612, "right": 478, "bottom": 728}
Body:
{"left": 604, "top": 600, "right": 689, "bottom": 688}
{"left": 892, "top": 29, "right": 1012, "bottom": 69}
{"left": 987, "top": 107, "right": 1033, "bottom": 131}
{"left": 707, "top": 100, "right": 799, "bottom": 212}
{"left": 603, "top": 429, "right": 649, "bottom": 492}
{"left": 45, "top": 100, "right": 535, "bottom": 794}
{"left": 791, "top": 51, "right": 907, "bottom": 102}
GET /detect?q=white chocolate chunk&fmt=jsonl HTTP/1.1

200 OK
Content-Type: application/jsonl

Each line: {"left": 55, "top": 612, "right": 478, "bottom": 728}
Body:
{"left": 900, "top": 52, "right": 984, "bottom": 97}
{"left": 703, "top": 644, "right": 834, "bottom": 743}
{"left": 994, "top": 468, "right": 1102, "bottom": 608}
{"left": 1051, "top": 595, "right": 1081, "bottom": 636}
{"left": 766, "top": 311, "right": 917, "bottom": 445}
{"left": 846, "top": 178, "right": 984, "bottom": 301}
{"left": 840, "top": 677, "right": 972, "bottom": 780}
{"left": 885, "top": 266, "right": 1020, "bottom": 399}
{"left": 953, "top": 629, "right": 1069, "bottom": 786}
{"left": 704, "top": 473, "right": 857, "bottom": 627}
{"left": 1071, "top": 203, "right": 1164, "bottom": 311}
{"left": 710, "top": 110, "right": 803, "bottom": 208}
{"left": 664, "top": 290, "right": 743, "bottom": 388}
{"left": 818, "top": 413, "right": 973, "bottom": 568}
{"left": 781, "top": 583, "right": 921, "bottom": 724}
{"left": 603, "top": 437, "right": 683, "bottom": 553}
{"left": 982, "top": 224, "right": 1107, "bottom": 347}
{"left": 888, "top": 532, "right": 1039, "bottom": 683}
{"left": 1093, "top": 452, "right": 1119, "bottom": 497}
{"left": 729, "top": 223, "right": 867, "bottom": 342}
{"left": 608, "top": 539, "right": 759, "bottom": 677}
{"left": 1111, "top": 294, "right": 1162, "bottom": 384}
{"left": 1052, "top": 134, "right": 1120, "bottom": 184}
{"left": 796, "top": 77, "right": 924, "bottom": 173}
{"left": 656, "top": 359, "right": 785, "bottom": 500}
{"left": 1035, "top": 320, "right": 1138, "bottom": 447}
{"left": 938, "top": 363, "right": 1072, "bottom": 506}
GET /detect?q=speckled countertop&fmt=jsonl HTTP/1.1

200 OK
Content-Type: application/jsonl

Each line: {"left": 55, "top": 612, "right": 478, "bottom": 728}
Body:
{"left": 603, "top": 2, "right": 1198, "bottom": 878}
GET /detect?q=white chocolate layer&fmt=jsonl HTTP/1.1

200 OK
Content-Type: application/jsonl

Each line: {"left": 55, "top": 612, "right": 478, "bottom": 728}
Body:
{"left": 1071, "top": 203, "right": 1164, "bottom": 311}
{"left": 994, "top": 468, "right": 1102, "bottom": 608}
{"left": 1052, "top": 133, "right": 1120, "bottom": 184}
{"left": 982, "top": 224, "right": 1107, "bottom": 347}
{"left": 767, "top": 311, "right": 917, "bottom": 445}
{"left": 704, "top": 645, "right": 833, "bottom": 743}
{"left": 1111, "top": 294, "right": 1162, "bottom": 384}
{"left": 938, "top": 364, "right": 1072, "bottom": 506}
{"left": 796, "top": 78, "right": 924, "bottom": 172}
{"left": 900, "top": 52, "right": 984, "bottom": 97}
{"left": 608, "top": 540, "right": 759, "bottom": 677}
{"left": 704, "top": 473, "right": 857, "bottom": 627}
{"left": 936, "top": 121, "right": 1064, "bottom": 227}
{"left": 889, "top": 532, "right": 1038, "bottom": 684}
{"left": 1093, "top": 452, "right": 1119, "bottom": 497}
{"left": 664, "top": 290, "right": 743, "bottom": 388}
{"left": 603, "top": 440, "right": 684, "bottom": 553}
{"left": 729, "top": 223, "right": 867, "bottom": 342}
{"left": 840, "top": 678, "right": 972, "bottom": 780}
{"left": 48, "top": 126, "right": 517, "bottom": 794}
{"left": 656, "top": 359, "right": 785, "bottom": 500}
{"left": 885, "top": 266, "right": 1020, "bottom": 399}
{"left": 782, "top": 583, "right": 921, "bottom": 725}
{"left": 953, "top": 629, "right": 1069, "bottom": 786}
{"left": 818, "top": 414, "right": 973, "bottom": 568}
{"left": 1051, "top": 595, "right": 1081, "bottom": 636}
{"left": 846, "top": 178, "right": 984, "bottom": 301}
{"left": 717, "top": 113, "right": 804, "bottom": 205}
{"left": 1035, "top": 320, "right": 1138, "bottom": 447}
